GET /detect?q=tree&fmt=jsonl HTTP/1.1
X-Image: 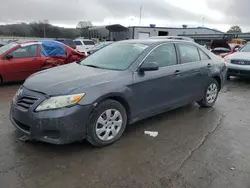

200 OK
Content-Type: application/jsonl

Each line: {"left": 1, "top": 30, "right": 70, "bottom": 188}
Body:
{"left": 77, "top": 21, "right": 93, "bottom": 38}
{"left": 227, "top": 25, "right": 242, "bottom": 33}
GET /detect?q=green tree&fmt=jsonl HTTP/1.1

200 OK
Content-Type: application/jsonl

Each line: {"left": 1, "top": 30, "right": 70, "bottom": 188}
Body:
{"left": 227, "top": 25, "right": 242, "bottom": 33}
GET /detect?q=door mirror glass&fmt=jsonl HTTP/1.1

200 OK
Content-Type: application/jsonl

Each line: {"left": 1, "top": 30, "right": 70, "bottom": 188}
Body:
{"left": 5, "top": 54, "right": 13, "bottom": 60}
{"left": 139, "top": 62, "right": 159, "bottom": 72}
{"left": 234, "top": 47, "right": 240, "bottom": 52}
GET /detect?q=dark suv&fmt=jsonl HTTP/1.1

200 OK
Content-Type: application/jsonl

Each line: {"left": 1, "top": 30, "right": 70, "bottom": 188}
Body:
{"left": 56, "top": 39, "right": 76, "bottom": 49}
{"left": 10, "top": 39, "right": 227, "bottom": 147}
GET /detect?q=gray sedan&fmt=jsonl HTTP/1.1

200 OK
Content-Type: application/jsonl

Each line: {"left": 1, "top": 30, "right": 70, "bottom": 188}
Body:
{"left": 10, "top": 39, "right": 227, "bottom": 147}
{"left": 226, "top": 43, "right": 250, "bottom": 79}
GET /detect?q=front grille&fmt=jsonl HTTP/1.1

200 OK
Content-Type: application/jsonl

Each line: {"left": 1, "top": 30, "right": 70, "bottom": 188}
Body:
{"left": 16, "top": 96, "right": 38, "bottom": 110}
{"left": 231, "top": 60, "right": 250, "bottom": 65}
{"left": 228, "top": 69, "right": 250, "bottom": 75}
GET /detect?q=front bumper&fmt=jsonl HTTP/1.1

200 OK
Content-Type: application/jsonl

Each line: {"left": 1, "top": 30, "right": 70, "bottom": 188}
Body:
{"left": 9, "top": 87, "right": 93, "bottom": 145}
{"left": 227, "top": 64, "right": 250, "bottom": 77}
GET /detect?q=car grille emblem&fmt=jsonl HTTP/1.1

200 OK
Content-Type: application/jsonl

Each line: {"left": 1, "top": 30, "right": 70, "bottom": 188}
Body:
{"left": 238, "top": 61, "right": 245, "bottom": 65}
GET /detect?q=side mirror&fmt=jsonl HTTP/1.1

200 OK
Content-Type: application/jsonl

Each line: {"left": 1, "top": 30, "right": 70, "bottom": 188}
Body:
{"left": 5, "top": 54, "right": 13, "bottom": 60}
{"left": 139, "top": 62, "right": 159, "bottom": 72}
{"left": 234, "top": 48, "right": 240, "bottom": 52}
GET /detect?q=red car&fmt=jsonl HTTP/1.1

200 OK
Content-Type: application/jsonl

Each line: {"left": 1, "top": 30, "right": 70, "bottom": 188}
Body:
{"left": 0, "top": 40, "right": 84, "bottom": 84}
{"left": 210, "top": 40, "right": 242, "bottom": 58}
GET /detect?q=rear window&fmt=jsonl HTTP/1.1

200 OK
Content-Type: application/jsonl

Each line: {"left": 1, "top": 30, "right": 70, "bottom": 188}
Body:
{"left": 83, "top": 41, "right": 95, "bottom": 45}
{"left": 74, "top": 41, "right": 82, "bottom": 45}
{"left": 65, "top": 40, "right": 75, "bottom": 46}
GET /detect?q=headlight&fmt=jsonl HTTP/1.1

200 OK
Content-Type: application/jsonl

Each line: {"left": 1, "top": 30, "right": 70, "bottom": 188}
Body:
{"left": 224, "top": 56, "right": 230, "bottom": 63}
{"left": 35, "top": 93, "right": 85, "bottom": 112}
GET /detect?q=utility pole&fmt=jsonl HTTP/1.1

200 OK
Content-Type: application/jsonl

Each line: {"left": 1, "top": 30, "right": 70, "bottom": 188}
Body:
{"left": 139, "top": 5, "right": 143, "bottom": 26}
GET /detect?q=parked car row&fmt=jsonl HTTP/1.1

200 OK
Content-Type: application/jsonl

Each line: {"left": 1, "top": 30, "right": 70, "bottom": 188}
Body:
{"left": 10, "top": 38, "right": 227, "bottom": 147}
{"left": 0, "top": 40, "right": 84, "bottom": 83}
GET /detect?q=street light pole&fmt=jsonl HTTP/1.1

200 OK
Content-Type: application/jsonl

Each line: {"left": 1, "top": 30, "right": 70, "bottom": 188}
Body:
{"left": 139, "top": 5, "right": 143, "bottom": 26}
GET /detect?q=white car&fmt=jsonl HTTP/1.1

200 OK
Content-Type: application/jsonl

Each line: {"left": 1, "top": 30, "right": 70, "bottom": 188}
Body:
{"left": 74, "top": 39, "right": 95, "bottom": 55}
{"left": 225, "top": 43, "right": 250, "bottom": 79}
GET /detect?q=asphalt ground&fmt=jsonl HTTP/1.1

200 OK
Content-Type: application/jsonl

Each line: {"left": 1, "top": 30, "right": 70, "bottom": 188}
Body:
{"left": 0, "top": 79, "right": 250, "bottom": 188}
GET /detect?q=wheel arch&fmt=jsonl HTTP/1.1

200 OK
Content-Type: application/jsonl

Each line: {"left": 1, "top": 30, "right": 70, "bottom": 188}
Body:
{"left": 94, "top": 93, "right": 132, "bottom": 122}
{"left": 212, "top": 75, "right": 221, "bottom": 91}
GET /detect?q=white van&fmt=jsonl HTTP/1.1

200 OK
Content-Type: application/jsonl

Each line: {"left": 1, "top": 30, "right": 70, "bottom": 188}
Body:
{"left": 74, "top": 39, "right": 95, "bottom": 54}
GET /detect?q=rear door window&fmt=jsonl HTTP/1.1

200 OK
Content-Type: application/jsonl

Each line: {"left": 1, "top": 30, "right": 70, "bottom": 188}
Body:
{"left": 178, "top": 43, "right": 200, "bottom": 63}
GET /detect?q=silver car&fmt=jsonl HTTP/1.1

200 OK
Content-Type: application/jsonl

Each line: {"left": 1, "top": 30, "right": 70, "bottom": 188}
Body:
{"left": 226, "top": 43, "right": 250, "bottom": 79}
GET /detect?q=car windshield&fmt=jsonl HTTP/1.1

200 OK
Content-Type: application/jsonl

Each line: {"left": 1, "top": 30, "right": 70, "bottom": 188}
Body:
{"left": 81, "top": 42, "right": 148, "bottom": 70}
{"left": 240, "top": 44, "right": 250, "bottom": 52}
{"left": 0, "top": 43, "right": 18, "bottom": 55}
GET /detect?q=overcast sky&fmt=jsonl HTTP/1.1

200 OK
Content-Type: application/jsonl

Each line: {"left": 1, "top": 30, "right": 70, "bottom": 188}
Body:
{"left": 0, "top": 0, "right": 249, "bottom": 32}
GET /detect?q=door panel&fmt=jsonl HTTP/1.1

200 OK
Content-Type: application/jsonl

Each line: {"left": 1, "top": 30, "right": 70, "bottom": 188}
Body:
{"left": 177, "top": 43, "right": 210, "bottom": 102}
{"left": 1, "top": 44, "right": 41, "bottom": 82}
{"left": 130, "top": 43, "right": 185, "bottom": 120}
{"left": 131, "top": 65, "right": 183, "bottom": 119}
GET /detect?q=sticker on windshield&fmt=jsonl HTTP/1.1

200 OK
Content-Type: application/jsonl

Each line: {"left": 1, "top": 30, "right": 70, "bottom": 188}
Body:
{"left": 133, "top": 44, "right": 148, "bottom": 50}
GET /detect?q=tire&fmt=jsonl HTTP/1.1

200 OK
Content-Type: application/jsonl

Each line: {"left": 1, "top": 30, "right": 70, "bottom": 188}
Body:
{"left": 87, "top": 100, "right": 127, "bottom": 147}
{"left": 0, "top": 76, "right": 2, "bottom": 85}
{"left": 227, "top": 75, "right": 230, "bottom": 80}
{"left": 197, "top": 78, "right": 219, "bottom": 108}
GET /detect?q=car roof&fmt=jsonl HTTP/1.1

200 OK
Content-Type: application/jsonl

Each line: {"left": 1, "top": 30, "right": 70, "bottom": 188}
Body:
{"left": 74, "top": 39, "right": 93, "bottom": 41}
{"left": 118, "top": 39, "right": 195, "bottom": 45}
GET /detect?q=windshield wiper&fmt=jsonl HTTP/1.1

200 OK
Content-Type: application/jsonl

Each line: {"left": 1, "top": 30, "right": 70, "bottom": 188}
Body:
{"left": 84, "top": 64, "right": 102, "bottom": 69}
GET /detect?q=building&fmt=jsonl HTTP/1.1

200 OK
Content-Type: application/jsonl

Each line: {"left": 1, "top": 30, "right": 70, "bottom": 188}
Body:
{"left": 129, "top": 26, "right": 224, "bottom": 39}
{"left": 88, "top": 24, "right": 225, "bottom": 41}
{"left": 88, "top": 24, "right": 130, "bottom": 41}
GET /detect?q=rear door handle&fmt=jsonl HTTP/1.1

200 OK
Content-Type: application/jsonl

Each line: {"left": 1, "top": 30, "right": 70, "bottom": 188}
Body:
{"left": 207, "top": 63, "right": 212, "bottom": 68}
{"left": 174, "top": 70, "right": 181, "bottom": 76}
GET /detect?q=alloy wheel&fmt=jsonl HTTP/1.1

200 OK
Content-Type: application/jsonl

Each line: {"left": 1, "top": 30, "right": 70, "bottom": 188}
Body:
{"left": 95, "top": 109, "right": 123, "bottom": 141}
{"left": 206, "top": 83, "right": 218, "bottom": 104}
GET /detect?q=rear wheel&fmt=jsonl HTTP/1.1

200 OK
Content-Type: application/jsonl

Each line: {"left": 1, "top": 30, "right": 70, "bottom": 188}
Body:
{"left": 198, "top": 79, "right": 219, "bottom": 108}
{"left": 87, "top": 100, "right": 127, "bottom": 147}
{"left": 0, "top": 75, "right": 2, "bottom": 85}
{"left": 227, "top": 75, "right": 230, "bottom": 80}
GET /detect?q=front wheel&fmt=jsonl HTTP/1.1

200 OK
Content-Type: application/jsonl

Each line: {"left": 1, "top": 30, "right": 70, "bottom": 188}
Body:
{"left": 197, "top": 79, "right": 219, "bottom": 108}
{"left": 87, "top": 100, "right": 127, "bottom": 147}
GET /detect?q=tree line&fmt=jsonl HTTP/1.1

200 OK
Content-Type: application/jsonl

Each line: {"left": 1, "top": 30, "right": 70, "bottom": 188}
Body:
{"left": 0, "top": 20, "right": 93, "bottom": 39}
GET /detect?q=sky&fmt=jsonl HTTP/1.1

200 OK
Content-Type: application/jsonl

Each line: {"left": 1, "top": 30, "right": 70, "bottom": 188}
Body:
{"left": 0, "top": 0, "right": 249, "bottom": 32}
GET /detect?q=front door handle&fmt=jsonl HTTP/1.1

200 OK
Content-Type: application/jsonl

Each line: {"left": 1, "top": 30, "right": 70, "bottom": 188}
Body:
{"left": 174, "top": 70, "right": 181, "bottom": 76}
{"left": 207, "top": 63, "right": 212, "bottom": 68}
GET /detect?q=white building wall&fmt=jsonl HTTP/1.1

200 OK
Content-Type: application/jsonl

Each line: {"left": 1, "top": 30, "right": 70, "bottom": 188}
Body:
{"left": 130, "top": 27, "right": 223, "bottom": 39}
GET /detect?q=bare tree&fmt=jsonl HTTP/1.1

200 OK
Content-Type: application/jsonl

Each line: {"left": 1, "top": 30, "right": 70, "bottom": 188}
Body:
{"left": 77, "top": 21, "right": 93, "bottom": 38}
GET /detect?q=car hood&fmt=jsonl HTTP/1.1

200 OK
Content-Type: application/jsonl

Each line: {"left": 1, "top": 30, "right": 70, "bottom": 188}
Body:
{"left": 227, "top": 52, "right": 250, "bottom": 60}
{"left": 24, "top": 63, "right": 123, "bottom": 96}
